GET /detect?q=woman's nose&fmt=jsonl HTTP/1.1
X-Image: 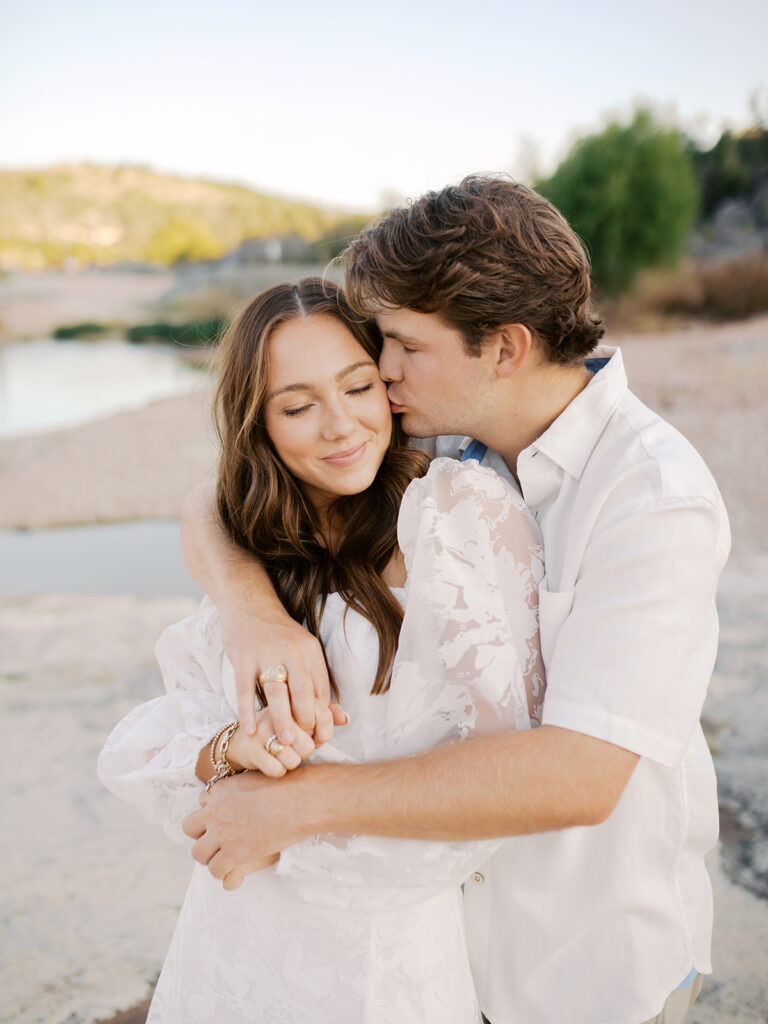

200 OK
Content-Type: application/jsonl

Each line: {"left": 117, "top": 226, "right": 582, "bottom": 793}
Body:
{"left": 321, "top": 400, "right": 356, "bottom": 438}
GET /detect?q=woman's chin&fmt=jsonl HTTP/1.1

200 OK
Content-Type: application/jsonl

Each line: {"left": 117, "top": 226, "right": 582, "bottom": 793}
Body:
{"left": 333, "top": 467, "right": 380, "bottom": 497}
{"left": 303, "top": 466, "right": 381, "bottom": 507}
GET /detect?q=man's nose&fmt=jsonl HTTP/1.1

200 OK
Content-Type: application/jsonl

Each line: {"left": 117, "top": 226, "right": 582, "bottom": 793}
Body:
{"left": 378, "top": 339, "right": 401, "bottom": 383}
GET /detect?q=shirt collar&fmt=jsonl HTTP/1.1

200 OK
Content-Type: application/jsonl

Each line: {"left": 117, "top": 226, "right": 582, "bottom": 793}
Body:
{"left": 525, "top": 346, "right": 627, "bottom": 480}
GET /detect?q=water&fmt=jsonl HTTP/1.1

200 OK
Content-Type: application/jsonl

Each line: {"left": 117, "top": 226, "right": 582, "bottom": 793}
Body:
{"left": 0, "top": 519, "right": 202, "bottom": 598}
{"left": 0, "top": 339, "right": 204, "bottom": 438}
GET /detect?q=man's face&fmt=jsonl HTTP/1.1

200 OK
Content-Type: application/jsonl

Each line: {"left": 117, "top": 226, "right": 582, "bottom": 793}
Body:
{"left": 376, "top": 308, "right": 494, "bottom": 438}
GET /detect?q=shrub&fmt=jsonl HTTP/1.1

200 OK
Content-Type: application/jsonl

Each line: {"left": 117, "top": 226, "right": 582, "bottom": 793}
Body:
{"left": 125, "top": 317, "right": 226, "bottom": 345}
{"left": 664, "top": 255, "right": 768, "bottom": 321}
{"left": 53, "top": 322, "right": 108, "bottom": 339}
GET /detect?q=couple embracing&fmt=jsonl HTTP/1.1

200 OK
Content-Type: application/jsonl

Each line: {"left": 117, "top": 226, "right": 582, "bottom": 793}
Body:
{"left": 99, "top": 175, "right": 729, "bottom": 1024}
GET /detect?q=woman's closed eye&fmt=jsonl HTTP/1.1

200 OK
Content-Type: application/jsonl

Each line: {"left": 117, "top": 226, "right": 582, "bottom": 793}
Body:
{"left": 281, "top": 382, "right": 377, "bottom": 417}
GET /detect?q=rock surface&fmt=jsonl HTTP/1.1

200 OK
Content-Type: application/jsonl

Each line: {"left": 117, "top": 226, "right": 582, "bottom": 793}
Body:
{"left": 1, "top": 315, "right": 766, "bottom": 1023}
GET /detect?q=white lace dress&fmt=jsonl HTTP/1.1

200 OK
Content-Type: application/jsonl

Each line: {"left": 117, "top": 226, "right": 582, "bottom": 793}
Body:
{"left": 98, "top": 459, "right": 544, "bottom": 1024}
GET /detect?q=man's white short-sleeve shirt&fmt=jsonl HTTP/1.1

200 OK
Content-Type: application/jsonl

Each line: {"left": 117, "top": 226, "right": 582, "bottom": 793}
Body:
{"left": 436, "top": 348, "right": 730, "bottom": 1024}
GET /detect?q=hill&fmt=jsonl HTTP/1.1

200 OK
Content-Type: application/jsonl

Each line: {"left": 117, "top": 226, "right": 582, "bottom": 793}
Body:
{"left": 0, "top": 164, "right": 365, "bottom": 270}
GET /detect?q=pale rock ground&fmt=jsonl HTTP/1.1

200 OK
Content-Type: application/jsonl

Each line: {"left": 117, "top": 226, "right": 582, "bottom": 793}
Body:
{"left": 0, "top": 309, "right": 766, "bottom": 1023}
{"left": 0, "top": 388, "right": 217, "bottom": 530}
{"left": 0, "top": 595, "right": 194, "bottom": 1024}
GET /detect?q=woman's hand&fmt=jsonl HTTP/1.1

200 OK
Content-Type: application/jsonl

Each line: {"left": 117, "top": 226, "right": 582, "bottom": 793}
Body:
{"left": 197, "top": 709, "right": 317, "bottom": 890}
{"left": 226, "top": 706, "right": 317, "bottom": 778}
{"left": 219, "top": 600, "right": 348, "bottom": 744}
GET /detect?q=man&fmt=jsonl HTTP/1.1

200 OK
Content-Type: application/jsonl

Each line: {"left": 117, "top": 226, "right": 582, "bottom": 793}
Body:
{"left": 182, "top": 176, "right": 729, "bottom": 1023}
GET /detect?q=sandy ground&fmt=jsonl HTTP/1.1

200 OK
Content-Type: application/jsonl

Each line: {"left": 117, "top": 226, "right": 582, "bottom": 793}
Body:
{"left": 0, "top": 269, "right": 177, "bottom": 341}
{"left": 0, "top": 309, "right": 766, "bottom": 1023}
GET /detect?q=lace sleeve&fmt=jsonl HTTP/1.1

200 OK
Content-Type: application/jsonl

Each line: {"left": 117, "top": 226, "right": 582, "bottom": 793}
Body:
{"left": 276, "top": 458, "right": 545, "bottom": 909}
{"left": 97, "top": 599, "right": 236, "bottom": 845}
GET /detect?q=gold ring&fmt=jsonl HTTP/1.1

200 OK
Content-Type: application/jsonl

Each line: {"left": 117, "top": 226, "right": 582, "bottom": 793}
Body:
{"left": 260, "top": 664, "right": 288, "bottom": 685}
{"left": 265, "top": 734, "right": 284, "bottom": 756}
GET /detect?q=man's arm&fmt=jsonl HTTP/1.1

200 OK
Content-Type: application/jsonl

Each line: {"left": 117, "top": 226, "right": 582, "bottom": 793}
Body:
{"left": 185, "top": 489, "right": 725, "bottom": 883}
{"left": 184, "top": 725, "right": 639, "bottom": 881}
{"left": 180, "top": 480, "right": 340, "bottom": 741}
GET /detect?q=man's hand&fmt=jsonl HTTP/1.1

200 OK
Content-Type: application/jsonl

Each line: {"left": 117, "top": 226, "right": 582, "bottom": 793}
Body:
{"left": 180, "top": 479, "right": 347, "bottom": 743}
{"left": 183, "top": 769, "right": 317, "bottom": 889}
{"left": 220, "top": 602, "right": 348, "bottom": 742}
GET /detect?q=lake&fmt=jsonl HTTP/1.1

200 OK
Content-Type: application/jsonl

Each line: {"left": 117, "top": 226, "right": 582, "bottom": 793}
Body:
{"left": 0, "top": 338, "right": 204, "bottom": 438}
{"left": 0, "top": 519, "right": 202, "bottom": 598}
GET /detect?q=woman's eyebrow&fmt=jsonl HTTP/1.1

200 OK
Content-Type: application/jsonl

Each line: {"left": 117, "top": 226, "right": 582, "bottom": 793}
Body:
{"left": 266, "top": 361, "right": 376, "bottom": 401}
{"left": 335, "top": 360, "right": 376, "bottom": 381}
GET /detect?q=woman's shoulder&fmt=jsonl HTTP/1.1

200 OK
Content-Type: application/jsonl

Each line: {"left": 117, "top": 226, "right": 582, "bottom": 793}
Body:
{"left": 379, "top": 547, "right": 407, "bottom": 589}
{"left": 396, "top": 456, "right": 541, "bottom": 569}
{"left": 404, "top": 455, "right": 524, "bottom": 509}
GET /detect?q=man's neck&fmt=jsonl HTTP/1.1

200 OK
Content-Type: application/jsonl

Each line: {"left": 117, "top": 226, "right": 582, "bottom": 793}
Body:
{"left": 478, "top": 363, "right": 593, "bottom": 477}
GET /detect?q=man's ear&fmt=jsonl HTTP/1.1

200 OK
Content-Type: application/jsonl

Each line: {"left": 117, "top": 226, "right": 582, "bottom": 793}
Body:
{"left": 493, "top": 324, "right": 533, "bottom": 378}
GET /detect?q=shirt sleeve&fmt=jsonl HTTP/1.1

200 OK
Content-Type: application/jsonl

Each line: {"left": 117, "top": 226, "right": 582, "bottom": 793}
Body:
{"left": 97, "top": 600, "right": 235, "bottom": 845}
{"left": 276, "top": 458, "right": 546, "bottom": 911}
{"left": 541, "top": 495, "right": 729, "bottom": 766}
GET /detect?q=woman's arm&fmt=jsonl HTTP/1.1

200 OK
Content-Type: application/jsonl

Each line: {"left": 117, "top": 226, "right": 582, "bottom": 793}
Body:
{"left": 98, "top": 600, "right": 318, "bottom": 843}
{"left": 98, "top": 687, "right": 234, "bottom": 846}
{"left": 180, "top": 480, "right": 342, "bottom": 741}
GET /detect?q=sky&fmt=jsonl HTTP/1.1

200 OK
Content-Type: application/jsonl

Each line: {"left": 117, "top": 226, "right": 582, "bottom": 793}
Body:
{"left": 1, "top": 0, "right": 766, "bottom": 210}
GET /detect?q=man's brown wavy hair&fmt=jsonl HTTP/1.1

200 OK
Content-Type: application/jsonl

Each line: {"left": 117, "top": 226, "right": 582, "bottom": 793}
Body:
{"left": 214, "top": 278, "right": 429, "bottom": 696}
{"left": 343, "top": 174, "right": 604, "bottom": 364}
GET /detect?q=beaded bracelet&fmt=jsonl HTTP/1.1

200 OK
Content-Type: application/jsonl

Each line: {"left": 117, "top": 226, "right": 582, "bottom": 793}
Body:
{"left": 205, "top": 721, "right": 241, "bottom": 792}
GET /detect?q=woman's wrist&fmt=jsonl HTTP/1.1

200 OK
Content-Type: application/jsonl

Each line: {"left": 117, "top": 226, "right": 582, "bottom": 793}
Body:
{"left": 195, "top": 740, "right": 216, "bottom": 783}
{"left": 221, "top": 726, "right": 248, "bottom": 772}
{"left": 194, "top": 721, "right": 244, "bottom": 788}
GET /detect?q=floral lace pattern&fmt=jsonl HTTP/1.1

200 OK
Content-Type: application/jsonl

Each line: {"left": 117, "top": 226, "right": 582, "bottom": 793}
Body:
{"left": 98, "top": 458, "right": 544, "bottom": 1023}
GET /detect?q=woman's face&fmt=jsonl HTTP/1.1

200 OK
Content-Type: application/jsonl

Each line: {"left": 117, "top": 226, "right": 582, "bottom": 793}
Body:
{"left": 263, "top": 314, "right": 393, "bottom": 511}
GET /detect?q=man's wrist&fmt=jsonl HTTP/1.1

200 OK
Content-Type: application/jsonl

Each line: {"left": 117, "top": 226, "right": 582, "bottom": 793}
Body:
{"left": 218, "top": 585, "right": 294, "bottom": 628}
{"left": 286, "top": 762, "right": 347, "bottom": 837}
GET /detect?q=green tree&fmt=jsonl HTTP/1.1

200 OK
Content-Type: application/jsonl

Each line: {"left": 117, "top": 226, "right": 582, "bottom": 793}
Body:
{"left": 310, "top": 215, "right": 374, "bottom": 262}
{"left": 537, "top": 110, "right": 698, "bottom": 294}
{"left": 689, "top": 126, "right": 768, "bottom": 218}
{"left": 143, "top": 216, "right": 226, "bottom": 264}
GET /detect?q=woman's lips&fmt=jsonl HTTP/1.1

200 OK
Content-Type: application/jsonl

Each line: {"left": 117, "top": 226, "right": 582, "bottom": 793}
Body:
{"left": 322, "top": 441, "right": 368, "bottom": 466}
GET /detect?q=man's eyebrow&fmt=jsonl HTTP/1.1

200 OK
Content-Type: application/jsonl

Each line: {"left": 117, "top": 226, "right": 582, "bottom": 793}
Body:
{"left": 380, "top": 328, "right": 422, "bottom": 345}
{"left": 266, "top": 361, "right": 375, "bottom": 401}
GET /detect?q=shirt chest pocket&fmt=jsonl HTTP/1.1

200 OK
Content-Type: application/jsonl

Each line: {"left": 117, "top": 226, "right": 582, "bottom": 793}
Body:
{"left": 537, "top": 585, "right": 574, "bottom": 671}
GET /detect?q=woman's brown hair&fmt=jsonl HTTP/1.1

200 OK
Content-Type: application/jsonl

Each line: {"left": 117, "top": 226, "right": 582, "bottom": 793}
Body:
{"left": 214, "top": 277, "right": 429, "bottom": 695}
{"left": 343, "top": 174, "right": 605, "bottom": 364}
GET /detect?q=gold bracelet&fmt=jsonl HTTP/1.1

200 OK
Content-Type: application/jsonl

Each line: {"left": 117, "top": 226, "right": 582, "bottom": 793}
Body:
{"left": 209, "top": 723, "right": 231, "bottom": 771}
{"left": 205, "top": 721, "right": 241, "bottom": 792}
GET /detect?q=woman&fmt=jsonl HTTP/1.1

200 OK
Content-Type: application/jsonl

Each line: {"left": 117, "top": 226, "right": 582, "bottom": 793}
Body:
{"left": 98, "top": 277, "right": 544, "bottom": 1024}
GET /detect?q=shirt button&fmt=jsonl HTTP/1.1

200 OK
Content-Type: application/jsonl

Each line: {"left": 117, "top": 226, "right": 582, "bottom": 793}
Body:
{"left": 471, "top": 872, "right": 485, "bottom": 884}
